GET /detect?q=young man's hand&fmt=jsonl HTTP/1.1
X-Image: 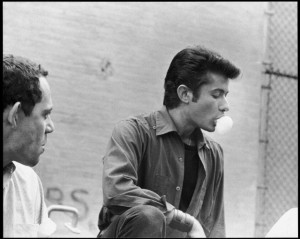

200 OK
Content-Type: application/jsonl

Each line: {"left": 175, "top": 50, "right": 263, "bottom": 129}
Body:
{"left": 187, "top": 217, "right": 206, "bottom": 238}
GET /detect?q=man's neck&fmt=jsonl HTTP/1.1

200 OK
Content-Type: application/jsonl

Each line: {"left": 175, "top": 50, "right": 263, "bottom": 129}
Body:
{"left": 167, "top": 107, "right": 196, "bottom": 143}
{"left": 3, "top": 150, "right": 13, "bottom": 169}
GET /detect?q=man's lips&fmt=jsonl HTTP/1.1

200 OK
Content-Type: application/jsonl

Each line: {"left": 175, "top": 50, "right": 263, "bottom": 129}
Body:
{"left": 215, "top": 115, "right": 225, "bottom": 120}
{"left": 41, "top": 138, "right": 47, "bottom": 146}
{"left": 213, "top": 115, "right": 224, "bottom": 123}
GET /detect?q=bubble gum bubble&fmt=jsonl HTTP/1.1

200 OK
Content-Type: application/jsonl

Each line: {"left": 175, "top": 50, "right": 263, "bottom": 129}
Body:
{"left": 215, "top": 116, "right": 233, "bottom": 134}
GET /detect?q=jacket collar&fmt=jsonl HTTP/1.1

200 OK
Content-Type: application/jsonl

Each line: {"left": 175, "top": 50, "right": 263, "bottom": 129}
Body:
{"left": 155, "top": 106, "right": 210, "bottom": 150}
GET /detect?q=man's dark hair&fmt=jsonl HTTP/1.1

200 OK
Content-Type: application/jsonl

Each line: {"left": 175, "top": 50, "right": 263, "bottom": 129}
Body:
{"left": 3, "top": 54, "right": 48, "bottom": 116}
{"left": 163, "top": 45, "right": 241, "bottom": 109}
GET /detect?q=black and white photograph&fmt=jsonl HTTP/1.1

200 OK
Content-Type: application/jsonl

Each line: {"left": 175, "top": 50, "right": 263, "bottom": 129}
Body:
{"left": 3, "top": 2, "right": 298, "bottom": 238}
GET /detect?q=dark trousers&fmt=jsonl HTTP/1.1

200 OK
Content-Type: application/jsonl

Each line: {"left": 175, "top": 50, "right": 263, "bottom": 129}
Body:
{"left": 98, "top": 205, "right": 166, "bottom": 238}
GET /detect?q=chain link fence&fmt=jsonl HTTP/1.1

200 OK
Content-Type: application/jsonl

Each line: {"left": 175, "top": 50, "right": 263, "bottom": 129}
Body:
{"left": 268, "top": 2, "right": 298, "bottom": 75}
{"left": 255, "top": 2, "right": 298, "bottom": 237}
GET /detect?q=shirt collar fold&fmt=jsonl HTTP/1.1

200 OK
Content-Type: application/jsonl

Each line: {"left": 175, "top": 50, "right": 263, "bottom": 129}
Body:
{"left": 155, "top": 106, "right": 178, "bottom": 136}
{"left": 155, "top": 106, "right": 210, "bottom": 150}
{"left": 3, "top": 162, "right": 16, "bottom": 189}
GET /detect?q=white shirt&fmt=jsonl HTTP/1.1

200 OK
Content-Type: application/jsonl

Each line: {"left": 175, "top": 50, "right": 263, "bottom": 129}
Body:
{"left": 3, "top": 162, "right": 56, "bottom": 237}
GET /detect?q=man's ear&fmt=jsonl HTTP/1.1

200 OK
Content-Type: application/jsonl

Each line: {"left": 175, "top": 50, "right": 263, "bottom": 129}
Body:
{"left": 177, "top": 84, "right": 193, "bottom": 104}
{"left": 8, "top": 102, "right": 21, "bottom": 128}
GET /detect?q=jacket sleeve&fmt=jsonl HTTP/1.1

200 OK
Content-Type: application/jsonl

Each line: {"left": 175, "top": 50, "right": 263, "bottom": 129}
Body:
{"left": 102, "top": 118, "right": 174, "bottom": 214}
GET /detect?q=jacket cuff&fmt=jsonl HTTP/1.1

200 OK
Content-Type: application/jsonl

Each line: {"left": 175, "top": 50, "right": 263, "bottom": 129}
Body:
{"left": 169, "top": 209, "right": 194, "bottom": 232}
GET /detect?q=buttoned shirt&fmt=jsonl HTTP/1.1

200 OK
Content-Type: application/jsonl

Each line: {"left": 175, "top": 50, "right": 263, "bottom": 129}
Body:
{"left": 3, "top": 161, "right": 56, "bottom": 237}
{"left": 99, "top": 106, "right": 225, "bottom": 238}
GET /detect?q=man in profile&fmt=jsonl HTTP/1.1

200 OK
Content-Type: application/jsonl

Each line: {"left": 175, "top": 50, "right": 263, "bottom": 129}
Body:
{"left": 97, "top": 45, "right": 240, "bottom": 238}
{"left": 3, "top": 54, "right": 56, "bottom": 237}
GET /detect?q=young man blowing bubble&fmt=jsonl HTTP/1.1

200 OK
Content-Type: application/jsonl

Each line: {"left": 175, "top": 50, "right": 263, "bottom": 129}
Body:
{"left": 97, "top": 45, "right": 240, "bottom": 238}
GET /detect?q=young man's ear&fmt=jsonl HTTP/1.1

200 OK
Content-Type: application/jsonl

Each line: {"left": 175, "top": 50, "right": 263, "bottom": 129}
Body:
{"left": 177, "top": 84, "right": 193, "bottom": 104}
{"left": 8, "top": 102, "right": 21, "bottom": 128}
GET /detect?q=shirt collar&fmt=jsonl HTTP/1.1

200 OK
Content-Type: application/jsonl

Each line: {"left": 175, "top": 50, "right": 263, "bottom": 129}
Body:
{"left": 3, "top": 162, "right": 16, "bottom": 175}
{"left": 194, "top": 128, "right": 210, "bottom": 150}
{"left": 155, "top": 106, "right": 178, "bottom": 136}
{"left": 155, "top": 106, "right": 210, "bottom": 150}
{"left": 3, "top": 162, "right": 16, "bottom": 189}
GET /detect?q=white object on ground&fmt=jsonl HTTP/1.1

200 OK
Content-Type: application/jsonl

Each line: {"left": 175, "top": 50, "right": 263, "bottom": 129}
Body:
{"left": 265, "top": 207, "right": 298, "bottom": 237}
{"left": 38, "top": 218, "right": 57, "bottom": 237}
{"left": 215, "top": 116, "right": 233, "bottom": 134}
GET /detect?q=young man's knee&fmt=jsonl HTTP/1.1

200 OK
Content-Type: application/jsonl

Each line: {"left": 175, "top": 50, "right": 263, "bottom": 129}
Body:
{"left": 113, "top": 205, "right": 166, "bottom": 237}
{"left": 129, "top": 205, "right": 166, "bottom": 226}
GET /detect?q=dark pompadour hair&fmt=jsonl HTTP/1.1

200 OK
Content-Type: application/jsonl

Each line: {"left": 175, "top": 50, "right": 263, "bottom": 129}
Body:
{"left": 163, "top": 45, "right": 240, "bottom": 109}
{"left": 3, "top": 54, "right": 48, "bottom": 116}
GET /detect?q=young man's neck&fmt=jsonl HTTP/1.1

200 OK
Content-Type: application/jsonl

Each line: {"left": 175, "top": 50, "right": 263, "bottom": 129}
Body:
{"left": 167, "top": 106, "right": 196, "bottom": 143}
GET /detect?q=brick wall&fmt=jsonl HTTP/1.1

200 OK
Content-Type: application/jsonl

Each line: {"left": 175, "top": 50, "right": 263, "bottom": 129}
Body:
{"left": 3, "top": 2, "right": 266, "bottom": 236}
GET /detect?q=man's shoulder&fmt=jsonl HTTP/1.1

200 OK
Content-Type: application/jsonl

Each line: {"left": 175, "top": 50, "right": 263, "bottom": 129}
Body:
{"left": 14, "top": 161, "right": 37, "bottom": 174}
{"left": 114, "top": 111, "right": 156, "bottom": 132}
{"left": 13, "top": 161, "right": 40, "bottom": 184}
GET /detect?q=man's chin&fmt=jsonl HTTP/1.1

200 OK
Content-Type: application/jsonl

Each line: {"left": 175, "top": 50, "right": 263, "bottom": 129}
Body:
{"left": 26, "top": 160, "right": 39, "bottom": 167}
{"left": 25, "top": 156, "right": 40, "bottom": 167}
{"left": 201, "top": 126, "right": 215, "bottom": 132}
{"left": 16, "top": 160, "right": 39, "bottom": 168}
{"left": 199, "top": 122, "right": 216, "bottom": 132}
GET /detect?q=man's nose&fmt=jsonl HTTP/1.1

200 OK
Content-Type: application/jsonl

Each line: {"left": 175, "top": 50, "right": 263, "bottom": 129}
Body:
{"left": 219, "top": 97, "right": 229, "bottom": 112}
{"left": 46, "top": 116, "right": 55, "bottom": 133}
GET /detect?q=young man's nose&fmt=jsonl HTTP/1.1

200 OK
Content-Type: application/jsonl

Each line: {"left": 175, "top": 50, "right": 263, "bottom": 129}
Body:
{"left": 219, "top": 97, "right": 229, "bottom": 112}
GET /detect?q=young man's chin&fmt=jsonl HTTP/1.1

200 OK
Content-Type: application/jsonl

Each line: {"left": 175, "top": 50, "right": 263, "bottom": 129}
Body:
{"left": 201, "top": 125, "right": 215, "bottom": 132}
{"left": 199, "top": 121, "right": 216, "bottom": 132}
